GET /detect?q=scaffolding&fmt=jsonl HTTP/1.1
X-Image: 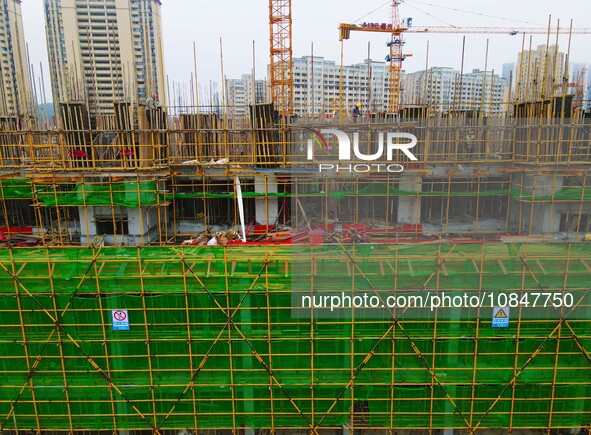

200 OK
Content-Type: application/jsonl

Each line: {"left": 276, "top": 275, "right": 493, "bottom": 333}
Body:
{"left": 0, "top": 97, "right": 590, "bottom": 435}
{"left": 1, "top": 170, "right": 590, "bottom": 246}
{"left": 0, "top": 243, "right": 590, "bottom": 432}
{"left": 1, "top": 110, "right": 590, "bottom": 171}
{"left": 1, "top": 0, "right": 591, "bottom": 429}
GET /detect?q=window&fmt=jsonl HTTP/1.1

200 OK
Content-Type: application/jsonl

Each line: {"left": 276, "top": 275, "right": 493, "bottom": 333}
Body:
{"left": 95, "top": 215, "right": 129, "bottom": 235}
{"left": 560, "top": 213, "right": 591, "bottom": 232}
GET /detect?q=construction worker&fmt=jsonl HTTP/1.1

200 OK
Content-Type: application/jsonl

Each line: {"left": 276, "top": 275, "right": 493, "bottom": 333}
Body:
{"left": 352, "top": 103, "right": 361, "bottom": 122}
{"left": 145, "top": 93, "right": 159, "bottom": 110}
{"left": 464, "top": 130, "right": 476, "bottom": 159}
{"left": 144, "top": 94, "right": 159, "bottom": 128}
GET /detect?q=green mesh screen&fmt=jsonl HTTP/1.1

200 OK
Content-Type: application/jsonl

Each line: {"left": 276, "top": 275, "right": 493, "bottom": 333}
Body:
{"left": 0, "top": 243, "right": 589, "bottom": 431}
{"left": 5, "top": 179, "right": 589, "bottom": 204}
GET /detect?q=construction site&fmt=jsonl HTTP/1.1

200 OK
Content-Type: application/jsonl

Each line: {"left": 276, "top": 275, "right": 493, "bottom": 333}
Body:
{"left": 0, "top": 0, "right": 591, "bottom": 433}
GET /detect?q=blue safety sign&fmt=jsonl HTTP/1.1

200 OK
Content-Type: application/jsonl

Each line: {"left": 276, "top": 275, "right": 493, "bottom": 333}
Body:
{"left": 492, "top": 306, "right": 509, "bottom": 328}
{"left": 112, "top": 309, "right": 130, "bottom": 331}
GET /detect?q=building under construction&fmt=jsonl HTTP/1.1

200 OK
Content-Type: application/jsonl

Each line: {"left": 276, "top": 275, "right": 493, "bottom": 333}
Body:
{"left": 0, "top": 92, "right": 589, "bottom": 434}
{"left": 1, "top": 1, "right": 591, "bottom": 433}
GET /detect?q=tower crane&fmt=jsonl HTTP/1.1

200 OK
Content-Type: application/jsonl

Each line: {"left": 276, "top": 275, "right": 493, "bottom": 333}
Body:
{"left": 385, "top": 1, "right": 409, "bottom": 113}
{"left": 340, "top": 24, "right": 591, "bottom": 36}
{"left": 269, "top": 0, "right": 293, "bottom": 118}
{"left": 339, "top": 1, "right": 411, "bottom": 114}
{"left": 339, "top": 3, "right": 591, "bottom": 114}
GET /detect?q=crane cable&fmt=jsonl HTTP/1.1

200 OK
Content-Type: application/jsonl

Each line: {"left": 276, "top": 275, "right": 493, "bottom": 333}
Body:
{"left": 352, "top": 0, "right": 391, "bottom": 23}
{"left": 404, "top": 0, "right": 545, "bottom": 26}
{"left": 401, "top": 1, "right": 458, "bottom": 28}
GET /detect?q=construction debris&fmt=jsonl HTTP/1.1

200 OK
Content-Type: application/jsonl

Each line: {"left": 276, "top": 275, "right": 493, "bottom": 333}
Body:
{"left": 324, "top": 228, "right": 371, "bottom": 243}
{"left": 0, "top": 233, "right": 43, "bottom": 247}
{"left": 181, "top": 230, "right": 241, "bottom": 246}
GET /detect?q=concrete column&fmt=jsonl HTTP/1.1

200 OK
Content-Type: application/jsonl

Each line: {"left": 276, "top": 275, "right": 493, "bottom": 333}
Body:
{"left": 127, "top": 208, "right": 142, "bottom": 236}
{"left": 397, "top": 174, "right": 422, "bottom": 224}
{"left": 128, "top": 208, "right": 159, "bottom": 245}
{"left": 78, "top": 206, "right": 96, "bottom": 246}
{"left": 255, "top": 175, "right": 279, "bottom": 226}
{"left": 78, "top": 205, "right": 164, "bottom": 246}
{"left": 530, "top": 202, "right": 562, "bottom": 234}
{"left": 510, "top": 175, "right": 563, "bottom": 235}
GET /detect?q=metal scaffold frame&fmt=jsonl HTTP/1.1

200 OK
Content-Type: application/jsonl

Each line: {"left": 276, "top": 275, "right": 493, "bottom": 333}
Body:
{"left": 269, "top": 0, "right": 293, "bottom": 118}
{"left": 1, "top": 109, "right": 590, "bottom": 171}
{"left": 1, "top": 168, "right": 591, "bottom": 245}
{"left": 0, "top": 243, "right": 590, "bottom": 432}
{"left": 1, "top": 1, "right": 590, "bottom": 432}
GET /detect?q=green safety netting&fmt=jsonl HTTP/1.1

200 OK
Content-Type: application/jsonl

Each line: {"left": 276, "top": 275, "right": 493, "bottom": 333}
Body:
{"left": 0, "top": 178, "right": 33, "bottom": 199}
{"left": 390, "top": 187, "right": 511, "bottom": 196}
{"left": 169, "top": 191, "right": 291, "bottom": 199}
{"left": 0, "top": 243, "right": 590, "bottom": 431}
{"left": 511, "top": 186, "right": 591, "bottom": 201}
{"left": 2, "top": 179, "right": 590, "bottom": 205}
{"left": 168, "top": 185, "right": 591, "bottom": 201}
{"left": 36, "top": 182, "right": 160, "bottom": 207}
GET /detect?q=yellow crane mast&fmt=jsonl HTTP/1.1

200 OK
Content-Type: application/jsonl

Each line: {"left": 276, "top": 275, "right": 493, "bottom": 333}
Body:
{"left": 340, "top": 1, "right": 412, "bottom": 114}
{"left": 268, "top": 0, "right": 293, "bottom": 118}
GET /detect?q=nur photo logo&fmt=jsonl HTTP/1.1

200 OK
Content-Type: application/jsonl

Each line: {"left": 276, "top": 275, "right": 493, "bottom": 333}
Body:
{"left": 305, "top": 128, "right": 418, "bottom": 173}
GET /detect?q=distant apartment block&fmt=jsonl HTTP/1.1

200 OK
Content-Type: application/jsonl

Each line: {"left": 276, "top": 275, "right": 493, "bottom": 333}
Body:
{"left": 0, "top": 0, "right": 36, "bottom": 122}
{"left": 225, "top": 74, "right": 269, "bottom": 117}
{"left": 516, "top": 44, "right": 565, "bottom": 102}
{"left": 44, "top": 0, "right": 166, "bottom": 125}
{"left": 402, "top": 67, "right": 507, "bottom": 114}
{"left": 571, "top": 63, "right": 590, "bottom": 84}
{"left": 277, "top": 57, "right": 506, "bottom": 116}
{"left": 502, "top": 62, "right": 514, "bottom": 85}
{"left": 285, "top": 56, "right": 391, "bottom": 116}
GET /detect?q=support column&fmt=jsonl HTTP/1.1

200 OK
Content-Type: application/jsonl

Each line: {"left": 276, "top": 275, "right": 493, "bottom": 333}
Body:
{"left": 397, "top": 174, "right": 422, "bottom": 224}
{"left": 510, "top": 174, "right": 563, "bottom": 235}
{"left": 79, "top": 207, "right": 161, "bottom": 246}
{"left": 78, "top": 206, "right": 96, "bottom": 246}
{"left": 255, "top": 175, "right": 279, "bottom": 226}
{"left": 127, "top": 208, "right": 160, "bottom": 245}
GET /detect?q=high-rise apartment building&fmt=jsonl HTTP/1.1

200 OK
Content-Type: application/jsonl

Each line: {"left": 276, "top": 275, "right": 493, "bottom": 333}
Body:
{"left": 225, "top": 74, "right": 269, "bottom": 118}
{"left": 402, "top": 67, "right": 456, "bottom": 110}
{"left": 515, "top": 44, "right": 565, "bottom": 102}
{"left": 44, "top": 0, "right": 165, "bottom": 124}
{"left": 0, "top": 0, "right": 36, "bottom": 122}
{"left": 289, "top": 56, "right": 390, "bottom": 116}
{"left": 280, "top": 57, "right": 508, "bottom": 115}
{"left": 458, "top": 69, "right": 507, "bottom": 112}
{"left": 402, "top": 67, "right": 507, "bottom": 114}
{"left": 502, "top": 62, "right": 514, "bottom": 86}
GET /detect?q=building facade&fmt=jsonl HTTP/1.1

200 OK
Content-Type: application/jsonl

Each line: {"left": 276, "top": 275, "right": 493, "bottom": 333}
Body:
{"left": 0, "top": 103, "right": 590, "bottom": 433}
{"left": 44, "top": 0, "right": 165, "bottom": 125}
{"left": 0, "top": 0, "right": 36, "bottom": 122}
{"left": 502, "top": 62, "right": 514, "bottom": 85}
{"left": 402, "top": 67, "right": 507, "bottom": 114}
{"left": 225, "top": 74, "right": 269, "bottom": 118}
{"left": 402, "top": 67, "right": 456, "bottom": 110}
{"left": 288, "top": 56, "right": 391, "bottom": 116}
{"left": 515, "top": 44, "right": 565, "bottom": 102}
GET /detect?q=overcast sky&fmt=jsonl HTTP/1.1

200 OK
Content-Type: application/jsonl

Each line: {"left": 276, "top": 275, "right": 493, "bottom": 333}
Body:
{"left": 21, "top": 0, "right": 591, "bottom": 102}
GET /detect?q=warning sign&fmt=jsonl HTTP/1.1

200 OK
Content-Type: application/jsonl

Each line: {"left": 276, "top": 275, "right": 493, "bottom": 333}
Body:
{"left": 492, "top": 306, "right": 509, "bottom": 328}
{"left": 112, "top": 309, "right": 130, "bottom": 331}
